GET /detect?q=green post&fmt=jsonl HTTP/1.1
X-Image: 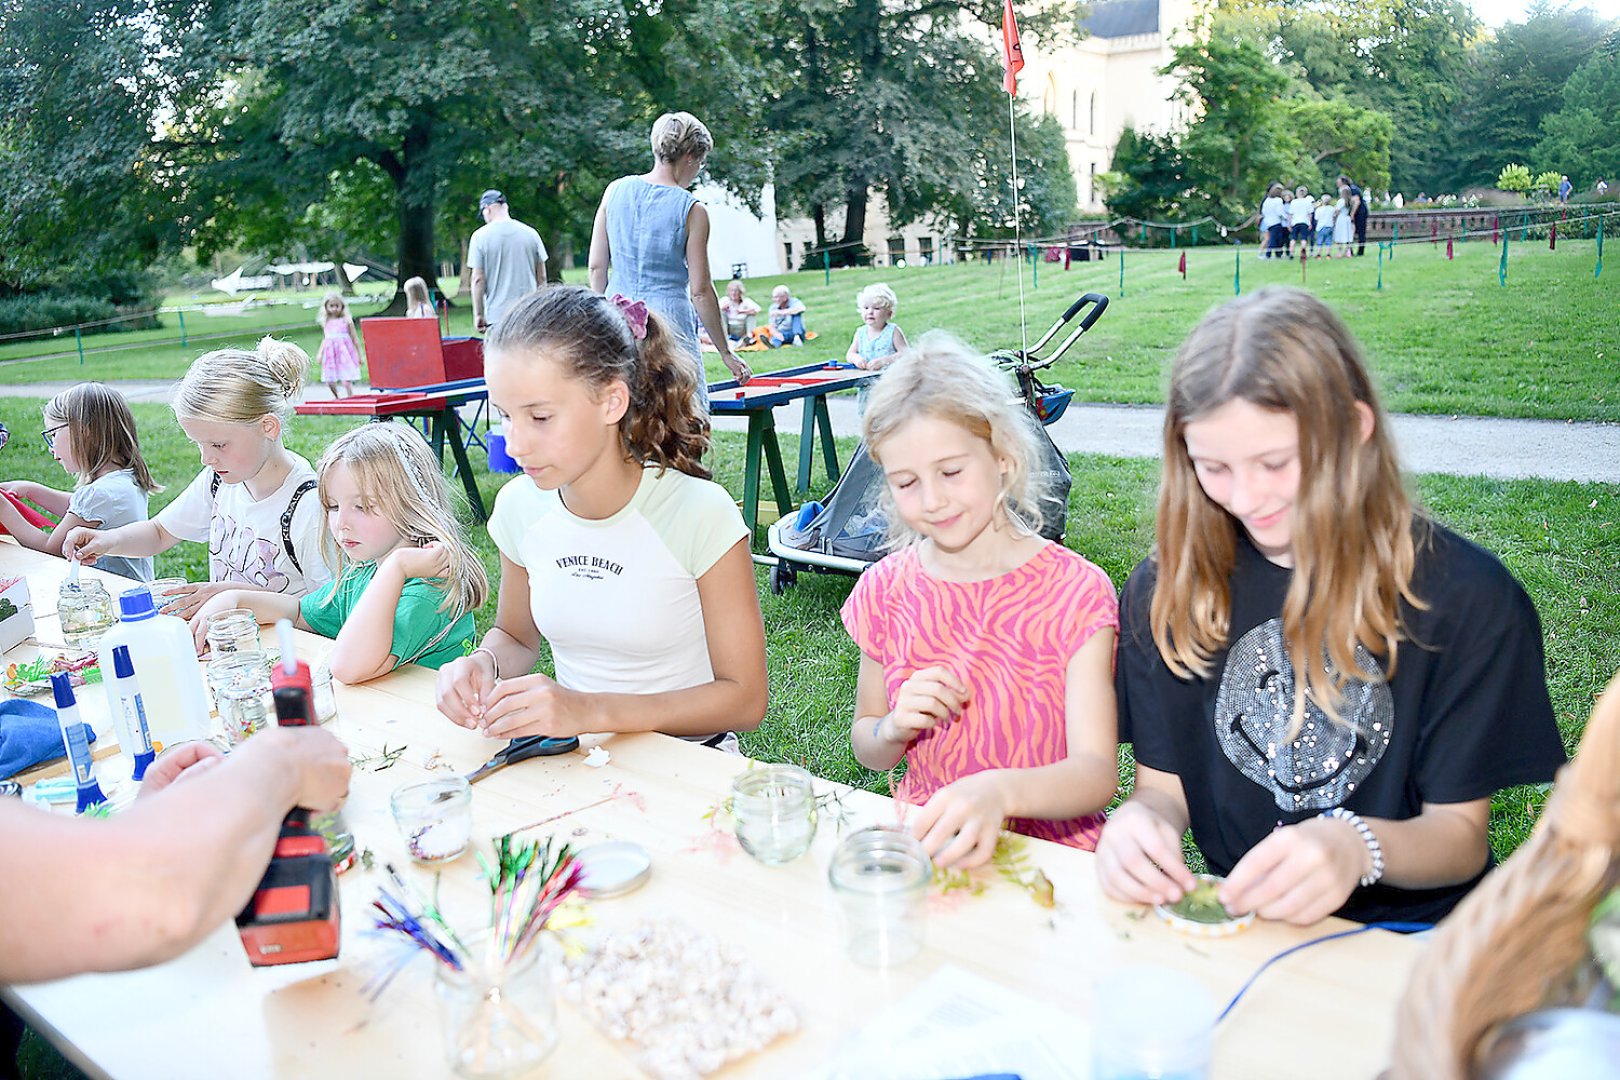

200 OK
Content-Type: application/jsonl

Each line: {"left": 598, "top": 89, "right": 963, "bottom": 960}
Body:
{"left": 1377, "top": 242, "right": 1384, "bottom": 290}
{"left": 1234, "top": 245, "right": 1241, "bottom": 295}
{"left": 1500, "top": 231, "right": 1509, "bottom": 287}
{"left": 1031, "top": 244, "right": 1038, "bottom": 290}
{"left": 1140, "top": 224, "right": 1146, "bottom": 245}
{"left": 1118, "top": 246, "right": 1125, "bottom": 297}
{"left": 75, "top": 326, "right": 84, "bottom": 366}
{"left": 823, "top": 248, "right": 831, "bottom": 287}
{"left": 177, "top": 308, "right": 187, "bottom": 348}
{"left": 1192, "top": 224, "right": 1199, "bottom": 246}
{"left": 1597, "top": 216, "right": 1604, "bottom": 279}
{"left": 1171, "top": 226, "right": 1178, "bottom": 249}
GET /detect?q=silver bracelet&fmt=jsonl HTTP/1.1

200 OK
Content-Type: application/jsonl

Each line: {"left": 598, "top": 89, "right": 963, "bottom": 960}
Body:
{"left": 471, "top": 646, "right": 500, "bottom": 681}
{"left": 1321, "top": 807, "right": 1385, "bottom": 887}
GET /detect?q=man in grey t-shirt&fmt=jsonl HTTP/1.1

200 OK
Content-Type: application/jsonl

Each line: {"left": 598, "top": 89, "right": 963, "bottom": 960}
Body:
{"left": 468, "top": 190, "right": 548, "bottom": 333}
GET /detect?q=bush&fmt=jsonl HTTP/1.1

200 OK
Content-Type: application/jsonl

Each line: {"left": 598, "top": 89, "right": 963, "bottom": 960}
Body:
{"left": 0, "top": 289, "right": 162, "bottom": 339}
{"left": 1497, "top": 163, "right": 1532, "bottom": 195}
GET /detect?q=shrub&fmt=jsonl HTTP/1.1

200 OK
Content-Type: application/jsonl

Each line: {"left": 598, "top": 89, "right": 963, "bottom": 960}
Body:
{"left": 1497, "top": 164, "right": 1532, "bottom": 195}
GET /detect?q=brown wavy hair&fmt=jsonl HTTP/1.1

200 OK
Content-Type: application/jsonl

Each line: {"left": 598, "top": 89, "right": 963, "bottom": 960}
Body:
{"left": 44, "top": 383, "right": 160, "bottom": 493}
{"left": 1152, "top": 287, "right": 1426, "bottom": 736}
{"left": 487, "top": 285, "right": 711, "bottom": 478}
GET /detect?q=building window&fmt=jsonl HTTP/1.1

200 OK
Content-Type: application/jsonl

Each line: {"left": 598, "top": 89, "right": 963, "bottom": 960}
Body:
{"left": 784, "top": 241, "right": 794, "bottom": 271}
{"left": 887, "top": 236, "right": 906, "bottom": 266}
{"left": 919, "top": 236, "right": 934, "bottom": 266}
{"left": 1072, "top": 90, "right": 1080, "bottom": 130}
{"left": 1089, "top": 91, "right": 1097, "bottom": 136}
{"left": 1089, "top": 163, "right": 1097, "bottom": 207}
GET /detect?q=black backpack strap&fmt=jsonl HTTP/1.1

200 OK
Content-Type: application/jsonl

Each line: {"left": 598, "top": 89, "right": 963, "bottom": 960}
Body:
{"left": 210, "top": 471, "right": 222, "bottom": 498}
{"left": 280, "top": 480, "right": 318, "bottom": 575}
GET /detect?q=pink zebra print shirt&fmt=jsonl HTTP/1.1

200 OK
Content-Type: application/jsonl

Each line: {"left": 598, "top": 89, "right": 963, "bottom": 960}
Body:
{"left": 842, "top": 541, "right": 1119, "bottom": 850}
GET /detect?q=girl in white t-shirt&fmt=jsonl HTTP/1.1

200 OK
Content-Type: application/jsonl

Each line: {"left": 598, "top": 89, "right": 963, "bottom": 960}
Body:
{"left": 66, "top": 337, "right": 332, "bottom": 619}
{"left": 435, "top": 285, "right": 767, "bottom": 747}
{"left": 0, "top": 383, "right": 160, "bottom": 582}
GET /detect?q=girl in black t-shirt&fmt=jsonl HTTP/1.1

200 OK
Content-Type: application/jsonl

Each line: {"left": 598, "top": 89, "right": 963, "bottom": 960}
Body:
{"left": 1097, "top": 287, "right": 1564, "bottom": 926}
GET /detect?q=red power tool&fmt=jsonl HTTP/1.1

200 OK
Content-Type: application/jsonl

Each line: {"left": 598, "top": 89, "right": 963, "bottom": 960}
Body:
{"left": 235, "top": 647, "right": 342, "bottom": 966}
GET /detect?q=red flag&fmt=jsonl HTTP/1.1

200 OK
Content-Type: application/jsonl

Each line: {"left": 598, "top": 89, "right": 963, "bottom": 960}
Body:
{"left": 1446, "top": 236, "right": 1454, "bottom": 260}
{"left": 1178, "top": 251, "right": 1187, "bottom": 278}
{"left": 1001, "top": 0, "right": 1025, "bottom": 95}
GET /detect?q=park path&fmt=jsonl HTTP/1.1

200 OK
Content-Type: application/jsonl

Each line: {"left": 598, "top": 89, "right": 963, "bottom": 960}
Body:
{"left": 0, "top": 379, "right": 1615, "bottom": 484}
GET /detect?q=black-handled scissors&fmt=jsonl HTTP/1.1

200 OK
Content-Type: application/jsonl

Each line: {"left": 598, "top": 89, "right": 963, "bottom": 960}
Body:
{"left": 463, "top": 735, "right": 580, "bottom": 784}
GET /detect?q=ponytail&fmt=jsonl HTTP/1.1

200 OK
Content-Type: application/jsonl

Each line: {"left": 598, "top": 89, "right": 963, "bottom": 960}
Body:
{"left": 488, "top": 285, "right": 712, "bottom": 479}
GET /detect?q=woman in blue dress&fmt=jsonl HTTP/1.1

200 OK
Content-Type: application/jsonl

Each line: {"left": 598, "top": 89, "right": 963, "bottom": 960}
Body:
{"left": 589, "top": 112, "right": 751, "bottom": 407}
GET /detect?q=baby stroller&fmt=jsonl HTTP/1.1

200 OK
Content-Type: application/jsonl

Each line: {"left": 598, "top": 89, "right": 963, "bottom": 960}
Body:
{"left": 764, "top": 292, "right": 1109, "bottom": 594}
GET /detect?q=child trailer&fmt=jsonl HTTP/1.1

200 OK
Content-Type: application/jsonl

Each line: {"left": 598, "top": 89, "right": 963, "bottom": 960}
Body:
{"left": 764, "top": 292, "right": 1109, "bottom": 594}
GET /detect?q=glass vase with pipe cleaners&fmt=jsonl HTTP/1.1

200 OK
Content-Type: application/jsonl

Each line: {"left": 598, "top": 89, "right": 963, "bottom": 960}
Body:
{"left": 234, "top": 620, "right": 342, "bottom": 966}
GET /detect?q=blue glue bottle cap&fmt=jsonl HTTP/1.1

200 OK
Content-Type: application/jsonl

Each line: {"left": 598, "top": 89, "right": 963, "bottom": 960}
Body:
{"left": 118, "top": 587, "right": 157, "bottom": 622}
{"left": 111, "top": 644, "right": 135, "bottom": 680}
{"left": 50, "top": 671, "right": 76, "bottom": 709}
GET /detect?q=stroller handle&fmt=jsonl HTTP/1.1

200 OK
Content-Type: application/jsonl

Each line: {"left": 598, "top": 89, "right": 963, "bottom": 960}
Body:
{"left": 1063, "top": 293, "right": 1109, "bottom": 333}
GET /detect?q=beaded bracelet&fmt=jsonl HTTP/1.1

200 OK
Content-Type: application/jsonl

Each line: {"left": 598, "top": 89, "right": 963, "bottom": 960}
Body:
{"left": 1321, "top": 807, "right": 1385, "bottom": 888}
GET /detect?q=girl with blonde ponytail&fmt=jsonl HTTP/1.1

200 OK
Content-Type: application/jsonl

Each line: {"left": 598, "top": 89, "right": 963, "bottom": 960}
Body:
{"left": 1096, "top": 288, "right": 1565, "bottom": 929}
{"left": 66, "top": 337, "right": 333, "bottom": 615}
{"left": 434, "top": 285, "right": 767, "bottom": 750}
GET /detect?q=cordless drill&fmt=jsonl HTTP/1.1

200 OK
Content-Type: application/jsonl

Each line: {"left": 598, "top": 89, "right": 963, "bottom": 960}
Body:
{"left": 235, "top": 643, "right": 342, "bottom": 966}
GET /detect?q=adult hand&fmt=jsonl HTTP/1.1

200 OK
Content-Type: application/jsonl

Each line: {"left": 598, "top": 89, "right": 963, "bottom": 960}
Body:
{"left": 1220, "top": 815, "right": 1366, "bottom": 926}
{"left": 474, "top": 314, "right": 489, "bottom": 334}
{"left": 480, "top": 671, "right": 588, "bottom": 739}
{"left": 908, "top": 771, "right": 1008, "bottom": 869}
{"left": 259, "top": 727, "right": 353, "bottom": 812}
{"left": 1094, "top": 800, "right": 1199, "bottom": 907}
{"left": 175, "top": 582, "right": 241, "bottom": 627}
{"left": 435, "top": 650, "right": 498, "bottom": 729}
{"left": 389, "top": 540, "right": 451, "bottom": 581}
{"left": 888, "top": 665, "right": 968, "bottom": 743}
{"left": 61, "top": 526, "right": 108, "bottom": 566}
{"left": 138, "top": 741, "right": 226, "bottom": 797}
{"left": 723, "top": 353, "right": 752, "bottom": 385}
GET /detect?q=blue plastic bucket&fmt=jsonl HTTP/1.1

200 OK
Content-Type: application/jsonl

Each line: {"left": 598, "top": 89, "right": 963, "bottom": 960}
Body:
{"left": 486, "top": 430, "right": 521, "bottom": 473}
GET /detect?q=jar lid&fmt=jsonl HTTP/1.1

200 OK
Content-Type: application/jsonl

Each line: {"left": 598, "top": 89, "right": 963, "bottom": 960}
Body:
{"left": 574, "top": 841, "right": 652, "bottom": 898}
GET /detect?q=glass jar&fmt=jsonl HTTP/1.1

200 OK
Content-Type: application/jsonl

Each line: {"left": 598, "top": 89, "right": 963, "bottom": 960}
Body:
{"left": 207, "top": 650, "right": 273, "bottom": 745}
{"left": 57, "top": 578, "right": 116, "bottom": 648}
{"left": 311, "top": 809, "right": 357, "bottom": 874}
{"left": 392, "top": 777, "right": 473, "bottom": 864}
{"left": 827, "top": 824, "right": 932, "bottom": 967}
{"left": 204, "top": 609, "right": 261, "bottom": 657}
{"left": 730, "top": 764, "right": 817, "bottom": 865}
{"left": 435, "top": 931, "right": 558, "bottom": 1079}
{"left": 311, "top": 666, "right": 339, "bottom": 725}
{"left": 1091, "top": 966, "right": 1215, "bottom": 1080}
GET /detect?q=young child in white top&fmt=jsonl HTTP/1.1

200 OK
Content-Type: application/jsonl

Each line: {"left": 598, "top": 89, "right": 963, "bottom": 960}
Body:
{"left": 404, "top": 277, "right": 436, "bottom": 320}
{"left": 0, "top": 384, "right": 160, "bottom": 582}
{"left": 66, "top": 337, "right": 333, "bottom": 619}
{"left": 434, "top": 285, "right": 767, "bottom": 748}
{"left": 1313, "top": 195, "right": 1337, "bottom": 257}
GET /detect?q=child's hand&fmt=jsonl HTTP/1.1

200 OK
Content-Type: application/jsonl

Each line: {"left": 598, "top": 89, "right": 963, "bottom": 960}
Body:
{"left": 389, "top": 540, "right": 451, "bottom": 580}
{"left": 909, "top": 772, "right": 1009, "bottom": 869}
{"left": 170, "top": 581, "right": 235, "bottom": 624}
{"left": 436, "top": 651, "right": 499, "bottom": 729}
{"left": 1219, "top": 816, "right": 1367, "bottom": 926}
{"left": 480, "top": 672, "right": 587, "bottom": 739}
{"left": 889, "top": 665, "right": 968, "bottom": 741}
{"left": 188, "top": 589, "right": 244, "bottom": 653}
{"left": 1, "top": 480, "right": 39, "bottom": 502}
{"left": 1094, "top": 801, "right": 1199, "bottom": 907}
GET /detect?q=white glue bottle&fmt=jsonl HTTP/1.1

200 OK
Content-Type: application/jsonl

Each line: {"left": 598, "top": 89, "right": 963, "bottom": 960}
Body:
{"left": 97, "top": 586, "right": 210, "bottom": 750}
{"left": 51, "top": 673, "right": 107, "bottom": 814}
{"left": 108, "top": 645, "right": 157, "bottom": 781}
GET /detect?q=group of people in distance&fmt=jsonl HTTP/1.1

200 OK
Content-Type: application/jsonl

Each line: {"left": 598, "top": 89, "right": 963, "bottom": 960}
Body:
{"left": 0, "top": 109, "right": 1568, "bottom": 994}
{"left": 1261, "top": 175, "right": 1370, "bottom": 259}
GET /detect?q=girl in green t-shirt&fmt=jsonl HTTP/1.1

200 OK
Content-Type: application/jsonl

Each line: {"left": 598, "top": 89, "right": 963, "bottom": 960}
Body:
{"left": 193, "top": 424, "right": 488, "bottom": 682}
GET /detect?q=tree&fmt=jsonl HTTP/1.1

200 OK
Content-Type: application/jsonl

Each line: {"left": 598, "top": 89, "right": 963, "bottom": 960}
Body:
{"left": 1165, "top": 27, "right": 1290, "bottom": 215}
{"left": 1278, "top": 99, "right": 1394, "bottom": 195}
{"left": 764, "top": 0, "right": 1077, "bottom": 260}
{"left": 1534, "top": 38, "right": 1620, "bottom": 189}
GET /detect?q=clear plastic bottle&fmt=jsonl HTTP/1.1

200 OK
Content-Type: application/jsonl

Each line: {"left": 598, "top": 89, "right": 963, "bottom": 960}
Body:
{"left": 97, "top": 586, "right": 210, "bottom": 750}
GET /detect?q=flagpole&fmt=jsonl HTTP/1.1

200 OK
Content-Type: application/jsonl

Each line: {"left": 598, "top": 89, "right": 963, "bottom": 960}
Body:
{"left": 1009, "top": 91, "right": 1028, "bottom": 360}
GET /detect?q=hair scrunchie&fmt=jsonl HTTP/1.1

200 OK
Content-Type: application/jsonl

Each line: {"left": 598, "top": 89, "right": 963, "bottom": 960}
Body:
{"left": 608, "top": 294, "right": 649, "bottom": 341}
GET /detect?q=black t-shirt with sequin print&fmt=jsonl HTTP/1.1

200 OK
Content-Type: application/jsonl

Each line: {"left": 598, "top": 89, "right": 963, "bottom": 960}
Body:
{"left": 1116, "top": 521, "right": 1567, "bottom": 925}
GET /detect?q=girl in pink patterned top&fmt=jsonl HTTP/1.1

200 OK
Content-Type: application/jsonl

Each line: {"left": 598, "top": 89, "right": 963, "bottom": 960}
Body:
{"left": 842, "top": 335, "right": 1119, "bottom": 869}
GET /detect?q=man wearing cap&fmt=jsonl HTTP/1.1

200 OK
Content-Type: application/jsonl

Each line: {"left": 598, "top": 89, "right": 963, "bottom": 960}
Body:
{"left": 468, "top": 190, "right": 548, "bottom": 334}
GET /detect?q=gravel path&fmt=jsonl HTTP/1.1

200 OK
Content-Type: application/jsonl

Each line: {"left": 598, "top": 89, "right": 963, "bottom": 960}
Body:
{"left": 3, "top": 380, "right": 1614, "bottom": 483}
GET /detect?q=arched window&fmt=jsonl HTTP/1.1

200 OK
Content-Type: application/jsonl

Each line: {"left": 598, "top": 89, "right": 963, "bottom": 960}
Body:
{"left": 1072, "top": 90, "right": 1080, "bottom": 130}
{"left": 1043, "top": 73, "right": 1057, "bottom": 116}
{"left": 1089, "top": 91, "right": 1097, "bottom": 135}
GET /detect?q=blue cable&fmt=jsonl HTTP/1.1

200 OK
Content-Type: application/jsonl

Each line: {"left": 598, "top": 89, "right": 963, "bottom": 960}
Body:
{"left": 1216, "top": 920, "right": 1432, "bottom": 1023}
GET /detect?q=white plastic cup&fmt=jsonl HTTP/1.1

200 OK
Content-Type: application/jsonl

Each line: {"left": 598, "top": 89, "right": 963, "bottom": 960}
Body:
{"left": 1091, "top": 965, "right": 1217, "bottom": 1080}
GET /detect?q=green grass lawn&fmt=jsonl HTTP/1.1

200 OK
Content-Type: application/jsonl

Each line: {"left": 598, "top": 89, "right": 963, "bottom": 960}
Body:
{"left": 2, "top": 243, "right": 1614, "bottom": 421}
{"left": 1, "top": 399, "right": 1614, "bottom": 864}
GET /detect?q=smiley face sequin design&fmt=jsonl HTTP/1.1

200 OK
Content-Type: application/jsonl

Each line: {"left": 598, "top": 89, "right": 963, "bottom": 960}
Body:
{"left": 1213, "top": 618, "right": 1393, "bottom": 814}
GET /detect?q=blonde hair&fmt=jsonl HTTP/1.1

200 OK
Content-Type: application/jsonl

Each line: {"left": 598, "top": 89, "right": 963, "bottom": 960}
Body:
{"left": 857, "top": 282, "right": 897, "bottom": 313}
{"left": 403, "top": 278, "right": 431, "bottom": 312}
{"left": 313, "top": 424, "right": 488, "bottom": 619}
{"left": 317, "top": 291, "right": 350, "bottom": 326}
{"left": 650, "top": 112, "right": 713, "bottom": 164}
{"left": 1152, "top": 287, "right": 1425, "bottom": 737}
{"left": 861, "top": 332, "right": 1054, "bottom": 546}
{"left": 44, "top": 384, "right": 160, "bottom": 493}
{"left": 173, "top": 336, "right": 307, "bottom": 428}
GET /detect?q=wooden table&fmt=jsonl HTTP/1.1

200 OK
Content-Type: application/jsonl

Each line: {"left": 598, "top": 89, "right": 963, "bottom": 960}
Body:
{"left": 294, "top": 380, "right": 489, "bottom": 522}
{"left": 707, "top": 363, "right": 879, "bottom": 539}
{"left": 0, "top": 544, "right": 1424, "bottom": 1078}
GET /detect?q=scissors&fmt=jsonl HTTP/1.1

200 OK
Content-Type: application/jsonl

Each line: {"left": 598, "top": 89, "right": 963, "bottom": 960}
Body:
{"left": 463, "top": 735, "right": 580, "bottom": 784}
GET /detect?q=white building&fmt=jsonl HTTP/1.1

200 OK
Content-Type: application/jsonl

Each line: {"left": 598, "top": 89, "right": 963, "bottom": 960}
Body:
{"left": 1023, "top": 0, "right": 1199, "bottom": 210}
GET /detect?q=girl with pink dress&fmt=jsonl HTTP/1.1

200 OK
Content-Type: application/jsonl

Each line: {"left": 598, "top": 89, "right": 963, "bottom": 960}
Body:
{"left": 316, "top": 291, "right": 363, "bottom": 398}
{"left": 842, "top": 335, "right": 1119, "bottom": 869}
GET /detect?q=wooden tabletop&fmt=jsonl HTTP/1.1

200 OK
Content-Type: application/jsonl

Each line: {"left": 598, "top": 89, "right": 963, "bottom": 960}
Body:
{"left": 0, "top": 543, "right": 1425, "bottom": 1078}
